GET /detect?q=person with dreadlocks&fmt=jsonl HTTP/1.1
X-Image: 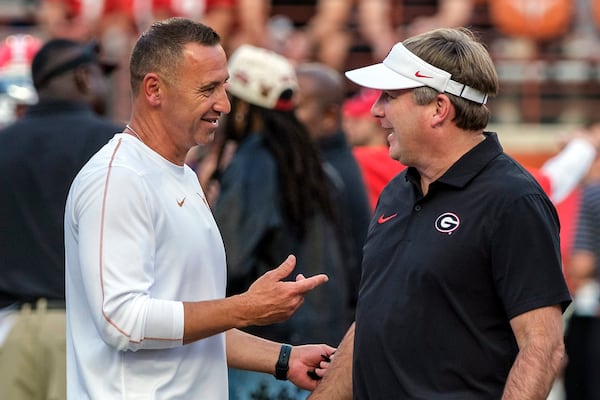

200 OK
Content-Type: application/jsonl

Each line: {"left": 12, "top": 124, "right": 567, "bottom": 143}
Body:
{"left": 211, "top": 45, "right": 356, "bottom": 400}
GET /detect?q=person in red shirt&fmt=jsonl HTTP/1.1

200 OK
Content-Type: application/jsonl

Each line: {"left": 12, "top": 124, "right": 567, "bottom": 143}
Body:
{"left": 526, "top": 126, "right": 600, "bottom": 288}
{"left": 342, "top": 88, "right": 405, "bottom": 210}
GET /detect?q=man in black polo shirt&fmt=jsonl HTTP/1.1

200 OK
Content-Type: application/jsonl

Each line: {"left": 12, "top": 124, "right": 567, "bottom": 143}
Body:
{"left": 0, "top": 38, "right": 123, "bottom": 399}
{"left": 309, "top": 27, "right": 571, "bottom": 399}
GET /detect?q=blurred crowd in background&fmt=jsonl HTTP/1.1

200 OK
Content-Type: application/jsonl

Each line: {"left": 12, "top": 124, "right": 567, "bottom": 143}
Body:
{"left": 2, "top": 1, "right": 600, "bottom": 399}
{"left": 1, "top": 0, "right": 600, "bottom": 127}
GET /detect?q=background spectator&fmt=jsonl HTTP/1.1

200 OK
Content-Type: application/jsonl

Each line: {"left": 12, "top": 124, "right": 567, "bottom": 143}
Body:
{"left": 212, "top": 44, "right": 355, "bottom": 400}
{"left": 342, "top": 88, "right": 406, "bottom": 210}
{"left": 0, "top": 33, "right": 41, "bottom": 127}
{"left": 295, "top": 61, "right": 371, "bottom": 287}
{"left": 0, "top": 37, "right": 123, "bottom": 400}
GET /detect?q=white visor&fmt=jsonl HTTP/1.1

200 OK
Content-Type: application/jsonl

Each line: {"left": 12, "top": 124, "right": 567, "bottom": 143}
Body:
{"left": 345, "top": 43, "right": 488, "bottom": 105}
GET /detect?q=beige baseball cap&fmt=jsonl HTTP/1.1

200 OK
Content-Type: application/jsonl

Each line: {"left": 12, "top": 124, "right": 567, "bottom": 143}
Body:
{"left": 227, "top": 44, "right": 297, "bottom": 111}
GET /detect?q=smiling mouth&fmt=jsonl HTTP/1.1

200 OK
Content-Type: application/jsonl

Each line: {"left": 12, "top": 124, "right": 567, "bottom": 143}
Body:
{"left": 202, "top": 118, "right": 219, "bottom": 127}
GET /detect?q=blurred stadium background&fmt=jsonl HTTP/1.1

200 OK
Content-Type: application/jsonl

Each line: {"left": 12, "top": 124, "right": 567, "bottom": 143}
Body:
{"left": 2, "top": 0, "right": 598, "bottom": 170}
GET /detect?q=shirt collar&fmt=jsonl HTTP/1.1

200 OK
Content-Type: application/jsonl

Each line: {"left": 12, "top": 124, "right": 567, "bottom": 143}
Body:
{"left": 406, "top": 132, "right": 503, "bottom": 189}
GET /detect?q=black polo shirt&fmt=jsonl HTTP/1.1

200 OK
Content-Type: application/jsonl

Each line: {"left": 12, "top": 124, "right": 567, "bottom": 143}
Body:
{"left": 0, "top": 100, "right": 123, "bottom": 307}
{"left": 354, "top": 132, "right": 571, "bottom": 399}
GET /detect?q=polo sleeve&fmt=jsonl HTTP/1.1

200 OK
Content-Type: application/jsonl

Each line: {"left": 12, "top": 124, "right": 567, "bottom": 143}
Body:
{"left": 491, "top": 194, "right": 571, "bottom": 319}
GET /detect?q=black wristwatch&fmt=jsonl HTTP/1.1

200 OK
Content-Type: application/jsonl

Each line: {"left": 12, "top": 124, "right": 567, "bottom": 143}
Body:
{"left": 275, "top": 344, "right": 292, "bottom": 380}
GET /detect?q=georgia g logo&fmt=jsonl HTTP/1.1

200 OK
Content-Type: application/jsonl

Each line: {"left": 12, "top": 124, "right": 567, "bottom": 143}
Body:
{"left": 435, "top": 212, "right": 460, "bottom": 235}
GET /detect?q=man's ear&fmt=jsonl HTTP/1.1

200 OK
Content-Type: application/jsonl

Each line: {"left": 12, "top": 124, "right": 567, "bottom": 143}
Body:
{"left": 143, "top": 73, "right": 161, "bottom": 106}
{"left": 431, "top": 93, "right": 452, "bottom": 127}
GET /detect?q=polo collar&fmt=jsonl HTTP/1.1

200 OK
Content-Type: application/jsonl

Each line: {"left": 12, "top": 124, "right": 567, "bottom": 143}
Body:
{"left": 406, "top": 132, "right": 503, "bottom": 189}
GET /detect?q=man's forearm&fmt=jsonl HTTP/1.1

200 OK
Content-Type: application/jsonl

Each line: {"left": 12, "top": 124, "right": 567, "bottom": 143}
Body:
{"left": 308, "top": 322, "right": 355, "bottom": 399}
{"left": 502, "top": 344, "right": 562, "bottom": 400}
{"left": 226, "top": 328, "right": 281, "bottom": 373}
{"left": 502, "top": 335, "right": 565, "bottom": 399}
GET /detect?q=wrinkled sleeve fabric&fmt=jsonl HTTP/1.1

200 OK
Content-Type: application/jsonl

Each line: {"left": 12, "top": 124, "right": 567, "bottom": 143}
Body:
{"left": 491, "top": 194, "right": 571, "bottom": 319}
{"left": 70, "top": 164, "right": 183, "bottom": 351}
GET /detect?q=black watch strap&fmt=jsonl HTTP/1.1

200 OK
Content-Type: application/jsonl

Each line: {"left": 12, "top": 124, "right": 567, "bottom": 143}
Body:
{"left": 275, "top": 344, "right": 292, "bottom": 380}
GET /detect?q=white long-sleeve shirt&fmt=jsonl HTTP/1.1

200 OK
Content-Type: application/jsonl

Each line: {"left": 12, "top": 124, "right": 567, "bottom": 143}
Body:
{"left": 65, "top": 134, "right": 227, "bottom": 399}
{"left": 541, "top": 136, "right": 597, "bottom": 204}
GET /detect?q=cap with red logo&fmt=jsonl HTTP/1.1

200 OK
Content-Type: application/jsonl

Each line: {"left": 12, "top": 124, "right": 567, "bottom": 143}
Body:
{"left": 227, "top": 44, "right": 297, "bottom": 111}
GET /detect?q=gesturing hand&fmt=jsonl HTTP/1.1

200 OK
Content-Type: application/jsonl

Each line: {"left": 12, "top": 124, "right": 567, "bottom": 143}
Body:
{"left": 240, "top": 255, "right": 329, "bottom": 326}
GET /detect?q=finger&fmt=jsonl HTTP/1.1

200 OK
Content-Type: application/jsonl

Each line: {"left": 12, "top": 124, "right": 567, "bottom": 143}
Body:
{"left": 292, "top": 273, "right": 328, "bottom": 293}
{"left": 268, "top": 255, "right": 296, "bottom": 281}
{"left": 321, "top": 349, "right": 336, "bottom": 362}
{"left": 295, "top": 273, "right": 306, "bottom": 281}
{"left": 307, "top": 370, "right": 321, "bottom": 380}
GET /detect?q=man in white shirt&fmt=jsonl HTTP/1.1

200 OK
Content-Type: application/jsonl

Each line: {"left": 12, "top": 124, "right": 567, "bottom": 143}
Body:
{"left": 64, "top": 17, "right": 333, "bottom": 399}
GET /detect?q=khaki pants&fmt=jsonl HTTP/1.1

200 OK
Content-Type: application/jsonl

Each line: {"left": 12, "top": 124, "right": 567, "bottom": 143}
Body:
{"left": 0, "top": 299, "right": 66, "bottom": 400}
